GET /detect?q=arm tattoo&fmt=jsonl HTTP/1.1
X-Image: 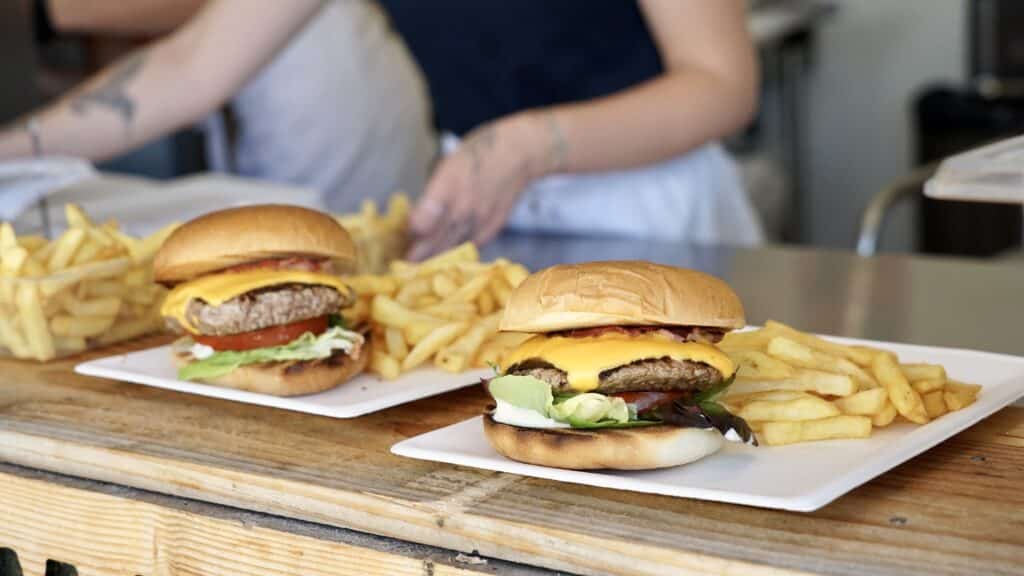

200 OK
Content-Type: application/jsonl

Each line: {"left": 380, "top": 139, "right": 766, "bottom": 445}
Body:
{"left": 70, "top": 50, "right": 149, "bottom": 134}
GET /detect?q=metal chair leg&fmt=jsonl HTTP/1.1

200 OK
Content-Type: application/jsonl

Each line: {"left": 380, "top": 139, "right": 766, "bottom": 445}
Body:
{"left": 855, "top": 163, "right": 937, "bottom": 256}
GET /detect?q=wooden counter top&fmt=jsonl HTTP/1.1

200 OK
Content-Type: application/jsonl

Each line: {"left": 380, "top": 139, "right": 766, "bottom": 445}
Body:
{"left": 0, "top": 335, "right": 1022, "bottom": 576}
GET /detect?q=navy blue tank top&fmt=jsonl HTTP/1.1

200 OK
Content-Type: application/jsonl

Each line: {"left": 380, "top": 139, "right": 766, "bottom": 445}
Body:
{"left": 377, "top": 1, "right": 663, "bottom": 135}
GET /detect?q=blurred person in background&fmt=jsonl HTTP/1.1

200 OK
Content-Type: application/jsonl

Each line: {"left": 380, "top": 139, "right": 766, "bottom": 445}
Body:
{"left": 394, "top": 0, "right": 763, "bottom": 259}
{"left": 3, "top": 0, "right": 435, "bottom": 212}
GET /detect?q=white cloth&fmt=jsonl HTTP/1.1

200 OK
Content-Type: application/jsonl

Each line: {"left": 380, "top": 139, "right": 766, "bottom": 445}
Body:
{"left": 505, "top": 142, "right": 765, "bottom": 246}
{"left": 0, "top": 157, "right": 96, "bottom": 221}
{"left": 210, "top": 1, "right": 437, "bottom": 213}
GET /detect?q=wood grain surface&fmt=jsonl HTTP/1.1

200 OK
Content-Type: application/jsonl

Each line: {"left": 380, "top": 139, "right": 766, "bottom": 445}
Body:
{"left": 0, "top": 336, "right": 1022, "bottom": 576}
{"left": 0, "top": 468, "right": 497, "bottom": 576}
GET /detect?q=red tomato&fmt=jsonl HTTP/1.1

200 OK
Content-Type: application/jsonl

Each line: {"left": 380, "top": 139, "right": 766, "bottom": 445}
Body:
{"left": 610, "top": 391, "right": 689, "bottom": 413}
{"left": 225, "top": 257, "right": 326, "bottom": 274}
{"left": 194, "top": 316, "right": 329, "bottom": 351}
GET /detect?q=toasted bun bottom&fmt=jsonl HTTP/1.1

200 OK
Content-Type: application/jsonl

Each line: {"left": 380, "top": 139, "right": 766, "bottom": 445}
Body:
{"left": 482, "top": 413, "right": 723, "bottom": 470}
{"left": 173, "top": 342, "right": 368, "bottom": 397}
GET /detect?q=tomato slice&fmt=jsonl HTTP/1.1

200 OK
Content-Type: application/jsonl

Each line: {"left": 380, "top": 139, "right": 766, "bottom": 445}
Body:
{"left": 610, "top": 391, "right": 689, "bottom": 414}
{"left": 194, "top": 315, "right": 329, "bottom": 351}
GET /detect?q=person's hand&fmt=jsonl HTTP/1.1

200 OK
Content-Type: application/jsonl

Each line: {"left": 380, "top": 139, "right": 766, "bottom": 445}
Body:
{"left": 407, "top": 113, "right": 554, "bottom": 260}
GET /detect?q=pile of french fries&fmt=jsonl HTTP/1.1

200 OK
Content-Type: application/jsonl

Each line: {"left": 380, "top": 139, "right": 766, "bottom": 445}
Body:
{"left": 335, "top": 195, "right": 410, "bottom": 274}
{"left": 720, "top": 320, "right": 981, "bottom": 446}
{"left": 0, "top": 204, "right": 178, "bottom": 361}
{"left": 343, "top": 243, "right": 532, "bottom": 379}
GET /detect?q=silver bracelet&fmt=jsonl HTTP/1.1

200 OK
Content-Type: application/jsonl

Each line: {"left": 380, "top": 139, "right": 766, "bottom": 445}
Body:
{"left": 25, "top": 116, "right": 43, "bottom": 157}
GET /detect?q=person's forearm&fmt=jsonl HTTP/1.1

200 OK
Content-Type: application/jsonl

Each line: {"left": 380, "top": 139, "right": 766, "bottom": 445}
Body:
{"left": 47, "top": 0, "right": 206, "bottom": 36}
{"left": 525, "top": 67, "right": 758, "bottom": 178}
{"left": 0, "top": 0, "right": 322, "bottom": 162}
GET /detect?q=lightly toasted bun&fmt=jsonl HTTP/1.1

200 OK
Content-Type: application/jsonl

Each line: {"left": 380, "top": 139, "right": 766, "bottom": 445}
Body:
{"left": 499, "top": 261, "right": 745, "bottom": 333}
{"left": 483, "top": 413, "right": 723, "bottom": 470}
{"left": 154, "top": 204, "right": 356, "bottom": 283}
{"left": 172, "top": 343, "right": 369, "bottom": 397}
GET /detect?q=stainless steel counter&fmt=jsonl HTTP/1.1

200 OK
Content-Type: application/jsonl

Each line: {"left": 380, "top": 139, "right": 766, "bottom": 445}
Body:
{"left": 484, "top": 235, "right": 1024, "bottom": 356}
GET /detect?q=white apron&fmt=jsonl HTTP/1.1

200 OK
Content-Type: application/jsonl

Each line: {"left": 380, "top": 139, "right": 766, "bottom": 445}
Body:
{"left": 443, "top": 134, "right": 764, "bottom": 246}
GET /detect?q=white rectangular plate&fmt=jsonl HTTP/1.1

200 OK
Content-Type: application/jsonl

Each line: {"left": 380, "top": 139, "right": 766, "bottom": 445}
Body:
{"left": 391, "top": 336, "right": 1024, "bottom": 511}
{"left": 75, "top": 345, "right": 489, "bottom": 418}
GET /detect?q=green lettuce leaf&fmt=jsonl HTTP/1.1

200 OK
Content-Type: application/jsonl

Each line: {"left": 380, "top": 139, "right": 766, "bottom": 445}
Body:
{"left": 487, "top": 374, "right": 554, "bottom": 415}
{"left": 178, "top": 326, "right": 363, "bottom": 382}
{"left": 487, "top": 375, "right": 656, "bottom": 429}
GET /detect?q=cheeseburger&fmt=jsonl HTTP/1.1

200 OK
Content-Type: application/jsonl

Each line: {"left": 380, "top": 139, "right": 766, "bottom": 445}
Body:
{"left": 154, "top": 205, "right": 367, "bottom": 396}
{"left": 484, "top": 261, "right": 755, "bottom": 470}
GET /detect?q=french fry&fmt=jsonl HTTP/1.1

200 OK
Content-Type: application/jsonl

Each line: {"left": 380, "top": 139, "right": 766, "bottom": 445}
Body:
{"left": 944, "top": 381, "right": 981, "bottom": 412}
{"left": 764, "top": 320, "right": 875, "bottom": 366}
{"left": 911, "top": 379, "right": 945, "bottom": 394}
{"left": 872, "top": 352, "right": 929, "bottom": 425}
{"left": 728, "top": 348, "right": 794, "bottom": 380}
{"left": 833, "top": 387, "right": 889, "bottom": 416}
{"left": 436, "top": 313, "right": 501, "bottom": 373}
{"left": 759, "top": 415, "right": 872, "bottom": 446}
{"left": 48, "top": 228, "right": 86, "bottom": 271}
{"left": 767, "top": 336, "right": 877, "bottom": 389}
{"left": 901, "top": 363, "right": 946, "bottom": 383}
{"left": 17, "top": 284, "right": 55, "bottom": 361}
{"left": 922, "top": 390, "right": 948, "bottom": 419}
{"left": 0, "top": 246, "right": 28, "bottom": 277}
{"left": 402, "top": 321, "right": 468, "bottom": 371}
{"left": 50, "top": 314, "right": 117, "bottom": 338}
{"left": 443, "top": 271, "right": 492, "bottom": 304}
{"left": 64, "top": 203, "right": 94, "bottom": 229}
{"left": 475, "top": 332, "right": 533, "bottom": 368}
{"left": 395, "top": 276, "right": 433, "bottom": 307}
{"left": 421, "top": 301, "right": 478, "bottom": 321}
{"left": 729, "top": 369, "right": 857, "bottom": 397}
{"left": 415, "top": 242, "right": 479, "bottom": 274}
{"left": 0, "top": 222, "right": 17, "bottom": 250}
{"left": 370, "top": 350, "right": 402, "bottom": 380}
{"left": 54, "top": 335, "right": 87, "bottom": 355}
{"left": 491, "top": 279, "right": 513, "bottom": 307}
{"left": 719, "top": 328, "right": 778, "bottom": 351}
{"left": 16, "top": 235, "right": 48, "bottom": 252}
{"left": 500, "top": 262, "right": 530, "bottom": 288}
{"left": 0, "top": 316, "right": 31, "bottom": 358}
{"left": 430, "top": 272, "right": 458, "bottom": 298}
{"left": 737, "top": 395, "right": 840, "bottom": 422}
{"left": 371, "top": 296, "right": 443, "bottom": 327}
{"left": 872, "top": 401, "right": 899, "bottom": 427}
{"left": 61, "top": 294, "right": 122, "bottom": 318}
{"left": 477, "top": 288, "right": 496, "bottom": 315}
{"left": 93, "top": 313, "right": 161, "bottom": 346}
{"left": 724, "top": 390, "right": 810, "bottom": 404}
{"left": 403, "top": 322, "right": 445, "bottom": 346}
{"left": 345, "top": 275, "right": 399, "bottom": 297}
{"left": 82, "top": 280, "right": 128, "bottom": 298}
{"left": 343, "top": 297, "right": 370, "bottom": 325}
{"left": 384, "top": 326, "right": 409, "bottom": 360}
{"left": 414, "top": 295, "right": 441, "bottom": 308}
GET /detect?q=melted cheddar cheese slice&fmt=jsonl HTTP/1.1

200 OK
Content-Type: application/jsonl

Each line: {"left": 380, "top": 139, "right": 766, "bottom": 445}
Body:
{"left": 501, "top": 333, "right": 735, "bottom": 392}
{"left": 161, "top": 269, "right": 351, "bottom": 334}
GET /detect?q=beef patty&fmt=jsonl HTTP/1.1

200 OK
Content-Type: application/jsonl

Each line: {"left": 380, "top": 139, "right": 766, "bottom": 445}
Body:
{"left": 507, "top": 357, "right": 724, "bottom": 394}
{"left": 168, "top": 284, "right": 350, "bottom": 336}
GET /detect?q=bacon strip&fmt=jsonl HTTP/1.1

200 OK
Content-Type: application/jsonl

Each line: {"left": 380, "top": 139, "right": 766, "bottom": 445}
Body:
{"left": 552, "top": 325, "right": 726, "bottom": 344}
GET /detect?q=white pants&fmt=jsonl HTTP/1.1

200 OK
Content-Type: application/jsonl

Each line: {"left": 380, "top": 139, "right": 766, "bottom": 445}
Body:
{"left": 505, "top": 143, "right": 764, "bottom": 246}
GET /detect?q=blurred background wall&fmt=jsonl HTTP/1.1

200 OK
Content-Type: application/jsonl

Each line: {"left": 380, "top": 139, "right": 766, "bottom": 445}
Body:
{"left": 804, "top": 0, "right": 965, "bottom": 251}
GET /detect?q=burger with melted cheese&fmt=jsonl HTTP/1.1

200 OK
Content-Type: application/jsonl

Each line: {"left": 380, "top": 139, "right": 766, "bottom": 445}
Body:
{"left": 484, "top": 261, "right": 756, "bottom": 470}
{"left": 154, "top": 205, "right": 367, "bottom": 396}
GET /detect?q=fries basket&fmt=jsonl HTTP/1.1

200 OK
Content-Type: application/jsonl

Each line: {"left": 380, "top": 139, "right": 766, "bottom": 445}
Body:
{"left": 0, "top": 255, "right": 166, "bottom": 362}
